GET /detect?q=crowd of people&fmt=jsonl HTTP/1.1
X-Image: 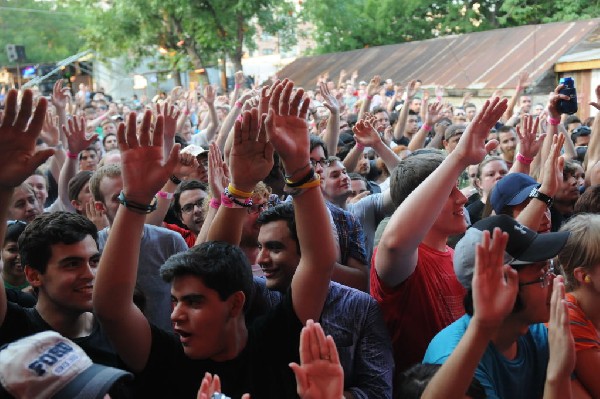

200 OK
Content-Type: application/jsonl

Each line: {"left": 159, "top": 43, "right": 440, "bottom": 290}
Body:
{"left": 0, "top": 66, "right": 599, "bottom": 399}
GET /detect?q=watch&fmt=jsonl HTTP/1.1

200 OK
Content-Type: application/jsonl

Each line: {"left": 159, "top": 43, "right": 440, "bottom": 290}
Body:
{"left": 528, "top": 187, "right": 553, "bottom": 207}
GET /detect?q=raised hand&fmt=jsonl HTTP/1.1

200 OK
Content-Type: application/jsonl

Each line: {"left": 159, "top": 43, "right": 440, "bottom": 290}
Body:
{"left": 207, "top": 142, "right": 229, "bottom": 197}
{"left": 289, "top": 320, "right": 344, "bottom": 399}
{"left": 454, "top": 96, "right": 508, "bottom": 165}
{"left": 234, "top": 70, "right": 245, "bottom": 87}
{"left": 0, "top": 89, "right": 54, "bottom": 189}
{"left": 85, "top": 198, "right": 109, "bottom": 231}
{"left": 425, "top": 102, "right": 444, "bottom": 126}
{"left": 547, "top": 85, "right": 570, "bottom": 119}
{"left": 203, "top": 85, "right": 216, "bottom": 105}
{"left": 196, "top": 373, "right": 250, "bottom": 399}
{"left": 264, "top": 80, "right": 310, "bottom": 180}
{"left": 319, "top": 82, "right": 339, "bottom": 113}
{"left": 546, "top": 275, "right": 576, "bottom": 382}
{"left": 51, "top": 79, "right": 71, "bottom": 110}
{"left": 156, "top": 102, "right": 180, "bottom": 144}
{"left": 63, "top": 116, "right": 98, "bottom": 154}
{"left": 589, "top": 85, "right": 600, "bottom": 111}
{"left": 353, "top": 119, "right": 381, "bottom": 147}
{"left": 516, "top": 114, "right": 544, "bottom": 160}
{"left": 516, "top": 71, "right": 529, "bottom": 90}
{"left": 540, "top": 134, "right": 565, "bottom": 197}
{"left": 366, "top": 75, "right": 381, "bottom": 97}
{"left": 230, "top": 108, "right": 274, "bottom": 193}
{"left": 118, "top": 110, "right": 180, "bottom": 204}
{"left": 435, "top": 85, "right": 445, "bottom": 99}
{"left": 259, "top": 80, "right": 282, "bottom": 117}
{"left": 172, "top": 152, "right": 199, "bottom": 181}
{"left": 471, "top": 228, "right": 518, "bottom": 331}
{"left": 41, "top": 111, "right": 60, "bottom": 147}
{"left": 406, "top": 80, "right": 418, "bottom": 100}
{"left": 170, "top": 86, "right": 184, "bottom": 102}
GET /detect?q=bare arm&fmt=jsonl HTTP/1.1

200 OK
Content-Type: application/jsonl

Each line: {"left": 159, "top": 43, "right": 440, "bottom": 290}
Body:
{"left": 93, "top": 111, "right": 180, "bottom": 373}
{"left": 503, "top": 71, "right": 528, "bottom": 122}
{"left": 509, "top": 114, "right": 544, "bottom": 175}
{"left": 393, "top": 80, "right": 417, "bottom": 142}
{"left": 342, "top": 143, "right": 364, "bottom": 173}
{"left": 357, "top": 75, "right": 380, "bottom": 121}
{"left": 319, "top": 82, "right": 341, "bottom": 157}
{"left": 408, "top": 102, "right": 443, "bottom": 151}
{"left": 376, "top": 98, "right": 508, "bottom": 287}
{"left": 0, "top": 90, "right": 55, "bottom": 327}
{"left": 352, "top": 118, "right": 400, "bottom": 172}
{"left": 586, "top": 86, "right": 600, "bottom": 174}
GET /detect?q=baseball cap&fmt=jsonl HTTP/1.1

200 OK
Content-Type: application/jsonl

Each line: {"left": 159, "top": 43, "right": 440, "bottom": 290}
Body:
{"left": 444, "top": 124, "right": 467, "bottom": 141}
{"left": 0, "top": 331, "right": 133, "bottom": 399}
{"left": 490, "top": 173, "right": 539, "bottom": 215}
{"left": 454, "top": 215, "right": 569, "bottom": 289}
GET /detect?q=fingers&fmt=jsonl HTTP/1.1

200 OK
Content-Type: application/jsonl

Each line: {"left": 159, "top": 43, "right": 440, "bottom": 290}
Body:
{"left": 27, "top": 96, "right": 48, "bottom": 138}
{"left": 125, "top": 112, "right": 138, "bottom": 149}
{"left": 290, "top": 88, "right": 304, "bottom": 117}
{"left": 279, "top": 81, "right": 293, "bottom": 116}
{"left": 139, "top": 111, "right": 152, "bottom": 147}
{"left": 14, "top": 90, "right": 33, "bottom": 132}
{"left": 298, "top": 97, "right": 310, "bottom": 120}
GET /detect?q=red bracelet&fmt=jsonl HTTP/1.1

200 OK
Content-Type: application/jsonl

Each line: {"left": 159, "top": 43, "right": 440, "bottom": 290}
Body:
{"left": 516, "top": 153, "right": 534, "bottom": 165}
{"left": 66, "top": 150, "right": 78, "bottom": 159}
{"left": 355, "top": 143, "right": 365, "bottom": 151}
{"left": 547, "top": 116, "right": 560, "bottom": 126}
{"left": 209, "top": 197, "right": 221, "bottom": 209}
{"left": 157, "top": 191, "right": 174, "bottom": 200}
{"left": 422, "top": 124, "right": 432, "bottom": 132}
{"left": 235, "top": 84, "right": 242, "bottom": 89}
{"left": 366, "top": 95, "right": 373, "bottom": 100}
{"left": 235, "top": 101, "right": 243, "bottom": 108}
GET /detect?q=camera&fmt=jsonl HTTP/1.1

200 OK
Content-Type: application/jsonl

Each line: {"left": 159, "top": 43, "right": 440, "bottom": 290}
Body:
{"left": 557, "top": 77, "right": 578, "bottom": 115}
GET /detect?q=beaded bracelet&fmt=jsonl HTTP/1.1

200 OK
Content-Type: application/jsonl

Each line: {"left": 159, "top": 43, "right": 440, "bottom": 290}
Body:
{"left": 222, "top": 189, "right": 253, "bottom": 208}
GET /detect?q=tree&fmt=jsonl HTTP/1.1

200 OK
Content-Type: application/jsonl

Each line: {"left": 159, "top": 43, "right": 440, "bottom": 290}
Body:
{"left": 69, "top": 0, "right": 296, "bottom": 84}
{"left": 0, "top": 0, "right": 84, "bottom": 65}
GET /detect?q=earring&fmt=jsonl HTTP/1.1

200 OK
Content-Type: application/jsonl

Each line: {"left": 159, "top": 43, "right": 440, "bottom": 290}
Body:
{"left": 585, "top": 275, "right": 592, "bottom": 283}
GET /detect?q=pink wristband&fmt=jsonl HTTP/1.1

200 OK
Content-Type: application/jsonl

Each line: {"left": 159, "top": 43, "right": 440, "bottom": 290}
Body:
{"left": 355, "top": 143, "right": 365, "bottom": 151}
{"left": 235, "top": 101, "right": 243, "bottom": 108}
{"left": 66, "top": 150, "right": 78, "bottom": 159}
{"left": 516, "top": 153, "right": 534, "bottom": 165}
{"left": 209, "top": 197, "right": 221, "bottom": 209}
{"left": 157, "top": 191, "right": 174, "bottom": 200}
{"left": 547, "top": 116, "right": 560, "bottom": 126}
{"left": 236, "top": 115, "right": 243, "bottom": 123}
{"left": 235, "top": 84, "right": 242, "bottom": 89}
{"left": 366, "top": 95, "right": 373, "bottom": 100}
{"left": 422, "top": 124, "right": 432, "bottom": 132}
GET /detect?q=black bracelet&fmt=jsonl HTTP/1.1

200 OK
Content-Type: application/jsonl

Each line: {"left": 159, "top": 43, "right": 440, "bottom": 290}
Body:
{"left": 118, "top": 191, "right": 158, "bottom": 214}
{"left": 170, "top": 175, "right": 182, "bottom": 185}
{"left": 285, "top": 168, "right": 315, "bottom": 188}
{"left": 223, "top": 188, "right": 253, "bottom": 208}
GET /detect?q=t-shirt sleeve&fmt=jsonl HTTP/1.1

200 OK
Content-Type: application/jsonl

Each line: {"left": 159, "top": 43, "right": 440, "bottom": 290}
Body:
{"left": 567, "top": 297, "right": 600, "bottom": 352}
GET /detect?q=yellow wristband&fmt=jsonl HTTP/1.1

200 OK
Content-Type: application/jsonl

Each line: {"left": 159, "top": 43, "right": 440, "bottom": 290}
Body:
{"left": 295, "top": 176, "right": 321, "bottom": 190}
{"left": 227, "top": 183, "right": 253, "bottom": 198}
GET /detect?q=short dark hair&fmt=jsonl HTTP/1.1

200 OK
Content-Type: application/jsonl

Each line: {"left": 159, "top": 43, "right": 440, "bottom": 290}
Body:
{"left": 78, "top": 146, "right": 97, "bottom": 161}
{"left": 257, "top": 202, "right": 300, "bottom": 255}
{"left": 68, "top": 171, "right": 93, "bottom": 202}
{"left": 575, "top": 185, "right": 600, "bottom": 214}
{"left": 160, "top": 242, "right": 253, "bottom": 310}
{"left": 371, "top": 106, "right": 388, "bottom": 115}
{"left": 18, "top": 212, "right": 98, "bottom": 274}
{"left": 390, "top": 151, "right": 445, "bottom": 208}
{"left": 173, "top": 179, "right": 208, "bottom": 217}
{"left": 102, "top": 133, "right": 116, "bottom": 146}
{"left": 5, "top": 221, "right": 27, "bottom": 244}
{"left": 310, "top": 134, "right": 328, "bottom": 158}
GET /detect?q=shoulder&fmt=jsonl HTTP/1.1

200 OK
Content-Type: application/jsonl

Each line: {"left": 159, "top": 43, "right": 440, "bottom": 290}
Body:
{"left": 423, "top": 315, "right": 471, "bottom": 364}
{"left": 143, "top": 224, "right": 187, "bottom": 247}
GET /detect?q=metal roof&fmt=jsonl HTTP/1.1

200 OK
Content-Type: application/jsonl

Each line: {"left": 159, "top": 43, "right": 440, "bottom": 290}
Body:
{"left": 278, "top": 19, "right": 600, "bottom": 92}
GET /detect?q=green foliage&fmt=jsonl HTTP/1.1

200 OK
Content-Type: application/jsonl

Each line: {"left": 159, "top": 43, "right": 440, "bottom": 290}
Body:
{"left": 303, "top": 0, "right": 600, "bottom": 54}
{"left": 0, "top": 0, "right": 84, "bottom": 65}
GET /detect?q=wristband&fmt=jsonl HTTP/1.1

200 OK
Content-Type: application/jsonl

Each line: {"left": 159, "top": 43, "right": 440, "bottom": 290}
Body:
{"left": 547, "top": 116, "right": 560, "bottom": 126}
{"left": 236, "top": 115, "right": 243, "bottom": 122}
{"left": 235, "top": 83, "right": 242, "bottom": 89}
{"left": 170, "top": 175, "right": 182, "bottom": 185}
{"left": 235, "top": 101, "right": 243, "bottom": 108}
{"left": 516, "top": 153, "right": 534, "bottom": 165}
{"left": 285, "top": 168, "right": 315, "bottom": 188}
{"left": 528, "top": 187, "right": 553, "bottom": 208}
{"left": 209, "top": 197, "right": 221, "bottom": 209}
{"left": 118, "top": 191, "right": 158, "bottom": 214}
{"left": 422, "top": 124, "right": 432, "bottom": 132}
{"left": 227, "top": 183, "right": 253, "bottom": 198}
{"left": 366, "top": 95, "right": 373, "bottom": 100}
{"left": 157, "top": 191, "right": 174, "bottom": 200}
{"left": 284, "top": 175, "right": 321, "bottom": 197}
{"left": 355, "top": 143, "right": 365, "bottom": 151}
{"left": 66, "top": 150, "right": 78, "bottom": 159}
{"left": 284, "top": 163, "right": 311, "bottom": 180}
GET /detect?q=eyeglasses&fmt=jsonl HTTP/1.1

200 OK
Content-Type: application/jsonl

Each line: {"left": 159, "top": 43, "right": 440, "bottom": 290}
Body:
{"left": 519, "top": 260, "right": 556, "bottom": 289}
{"left": 7, "top": 220, "right": 26, "bottom": 227}
{"left": 247, "top": 202, "right": 270, "bottom": 215}
{"left": 181, "top": 200, "right": 204, "bottom": 214}
{"left": 310, "top": 158, "right": 330, "bottom": 168}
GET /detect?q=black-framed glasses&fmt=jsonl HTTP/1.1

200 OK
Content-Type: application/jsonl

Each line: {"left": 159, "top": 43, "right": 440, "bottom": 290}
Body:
{"left": 519, "top": 260, "right": 556, "bottom": 289}
{"left": 247, "top": 202, "right": 270, "bottom": 215}
{"left": 181, "top": 200, "right": 204, "bottom": 214}
{"left": 310, "top": 158, "right": 330, "bottom": 168}
{"left": 7, "top": 220, "right": 26, "bottom": 227}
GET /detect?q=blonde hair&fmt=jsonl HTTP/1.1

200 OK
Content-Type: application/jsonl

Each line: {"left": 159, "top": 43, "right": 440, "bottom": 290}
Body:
{"left": 558, "top": 213, "right": 600, "bottom": 291}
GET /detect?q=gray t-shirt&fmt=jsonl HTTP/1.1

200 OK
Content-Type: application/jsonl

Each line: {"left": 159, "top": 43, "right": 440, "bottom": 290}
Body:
{"left": 98, "top": 224, "right": 188, "bottom": 331}
{"left": 347, "top": 193, "right": 390, "bottom": 263}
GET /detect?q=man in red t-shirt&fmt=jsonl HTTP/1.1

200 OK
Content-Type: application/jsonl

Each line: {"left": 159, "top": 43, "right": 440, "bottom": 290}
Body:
{"left": 166, "top": 179, "right": 208, "bottom": 247}
{"left": 371, "top": 97, "right": 508, "bottom": 378}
